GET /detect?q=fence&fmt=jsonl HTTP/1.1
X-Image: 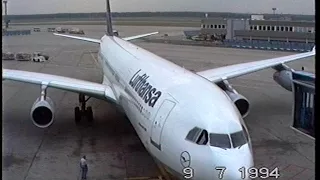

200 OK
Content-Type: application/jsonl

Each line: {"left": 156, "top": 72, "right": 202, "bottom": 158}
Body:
{"left": 223, "top": 39, "right": 314, "bottom": 52}
{"left": 2, "top": 29, "right": 31, "bottom": 36}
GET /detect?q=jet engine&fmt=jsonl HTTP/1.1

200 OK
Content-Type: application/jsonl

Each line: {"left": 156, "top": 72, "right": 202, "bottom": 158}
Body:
{"left": 273, "top": 70, "right": 293, "bottom": 92}
{"left": 217, "top": 80, "right": 250, "bottom": 118}
{"left": 30, "top": 97, "right": 55, "bottom": 128}
{"left": 225, "top": 90, "right": 250, "bottom": 118}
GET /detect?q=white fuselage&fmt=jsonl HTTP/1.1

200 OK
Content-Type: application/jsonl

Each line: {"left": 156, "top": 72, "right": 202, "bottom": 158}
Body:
{"left": 98, "top": 35, "right": 254, "bottom": 180}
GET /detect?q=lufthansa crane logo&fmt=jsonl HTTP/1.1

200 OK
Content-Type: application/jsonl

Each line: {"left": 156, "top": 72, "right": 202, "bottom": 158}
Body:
{"left": 180, "top": 151, "right": 191, "bottom": 168}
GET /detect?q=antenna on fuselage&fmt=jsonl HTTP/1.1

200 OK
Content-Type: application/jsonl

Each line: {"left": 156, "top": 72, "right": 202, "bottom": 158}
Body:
{"left": 105, "top": 0, "right": 113, "bottom": 36}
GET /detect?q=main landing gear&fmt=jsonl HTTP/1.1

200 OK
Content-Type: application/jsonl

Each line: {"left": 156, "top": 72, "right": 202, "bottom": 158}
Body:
{"left": 75, "top": 93, "right": 93, "bottom": 124}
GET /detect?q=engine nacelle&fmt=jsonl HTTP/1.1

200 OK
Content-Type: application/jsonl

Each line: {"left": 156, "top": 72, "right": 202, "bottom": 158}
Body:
{"left": 273, "top": 70, "right": 293, "bottom": 91}
{"left": 30, "top": 97, "right": 55, "bottom": 128}
{"left": 225, "top": 90, "right": 250, "bottom": 118}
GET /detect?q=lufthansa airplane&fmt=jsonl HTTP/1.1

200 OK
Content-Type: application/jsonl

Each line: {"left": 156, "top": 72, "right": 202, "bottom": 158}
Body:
{"left": 3, "top": 1, "right": 315, "bottom": 180}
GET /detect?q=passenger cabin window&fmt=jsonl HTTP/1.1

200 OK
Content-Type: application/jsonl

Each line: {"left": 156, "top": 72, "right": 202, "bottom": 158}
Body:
{"left": 262, "top": 26, "right": 266, "bottom": 31}
{"left": 215, "top": 25, "right": 217, "bottom": 28}
{"left": 267, "top": 26, "right": 271, "bottom": 31}
{"left": 209, "top": 133, "right": 231, "bottom": 149}
{"left": 211, "top": 25, "right": 213, "bottom": 28}
{"left": 289, "top": 27, "right": 293, "bottom": 32}
{"left": 218, "top": 25, "right": 221, "bottom": 29}
{"left": 222, "top": 25, "right": 225, "bottom": 29}
{"left": 271, "top": 26, "right": 275, "bottom": 31}
{"left": 230, "top": 130, "right": 247, "bottom": 148}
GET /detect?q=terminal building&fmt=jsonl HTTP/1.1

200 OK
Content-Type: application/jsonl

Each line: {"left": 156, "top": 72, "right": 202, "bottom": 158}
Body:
{"left": 184, "top": 15, "right": 315, "bottom": 51}
{"left": 200, "top": 15, "right": 315, "bottom": 43}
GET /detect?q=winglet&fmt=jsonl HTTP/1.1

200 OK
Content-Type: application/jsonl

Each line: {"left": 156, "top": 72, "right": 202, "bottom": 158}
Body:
{"left": 312, "top": 46, "right": 315, "bottom": 53}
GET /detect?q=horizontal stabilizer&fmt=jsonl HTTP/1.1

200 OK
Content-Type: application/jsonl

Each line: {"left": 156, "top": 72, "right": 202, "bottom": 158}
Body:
{"left": 53, "top": 33, "right": 101, "bottom": 44}
{"left": 123, "top": 32, "right": 159, "bottom": 41}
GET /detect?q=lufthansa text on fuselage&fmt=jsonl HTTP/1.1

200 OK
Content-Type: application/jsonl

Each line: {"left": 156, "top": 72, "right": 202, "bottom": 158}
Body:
{"left": 129, "top": 69, "right": 162, "bottom": 107}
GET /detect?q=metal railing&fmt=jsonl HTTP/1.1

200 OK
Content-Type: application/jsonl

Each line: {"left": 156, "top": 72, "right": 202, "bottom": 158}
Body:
{"left": 223, "top": 39, "right": 314, "bottom": 52}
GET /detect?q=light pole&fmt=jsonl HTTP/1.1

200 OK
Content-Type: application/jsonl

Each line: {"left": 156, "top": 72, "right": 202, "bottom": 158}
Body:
{"left": 272, "top": 8, "right": 276, "bottom": 16}
{"left": 3, "top": 0, "right": 7, "bottom": 15}
{"left": 3, "top": 0, "right": 8, "bottom": 28}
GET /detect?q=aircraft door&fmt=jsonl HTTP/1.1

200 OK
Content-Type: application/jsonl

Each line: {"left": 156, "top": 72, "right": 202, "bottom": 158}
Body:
{"left": 150, "top": 99, "right": 176, "bottom": 150}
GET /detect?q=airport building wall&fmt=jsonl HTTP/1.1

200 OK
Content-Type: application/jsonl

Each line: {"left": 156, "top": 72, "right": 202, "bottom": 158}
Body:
{"left": 200, "top": 18, "right": 315, "bottom": 43}
{"left": 200, "top": 18, "right": 227, "bottom": 35}
{"left": 198, "top": 17, "right": 315, "bottom": 51}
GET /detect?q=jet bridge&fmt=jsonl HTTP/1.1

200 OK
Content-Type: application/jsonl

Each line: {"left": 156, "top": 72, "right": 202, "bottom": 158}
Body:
{"left": 291, "top": 71, "right": 315, "bottom": 139}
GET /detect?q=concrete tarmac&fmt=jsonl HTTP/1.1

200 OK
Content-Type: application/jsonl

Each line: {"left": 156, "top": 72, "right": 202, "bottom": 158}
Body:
{"left": 3, "top": 25, "right": 315, "bottom": 180}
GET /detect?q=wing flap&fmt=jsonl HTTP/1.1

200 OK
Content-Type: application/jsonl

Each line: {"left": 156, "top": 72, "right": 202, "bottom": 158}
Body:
{"left": 3, "top": 69, "right": 117, "bottom": 103}
{"left": 197, "top": 48, "right": 315, "bottom": 83}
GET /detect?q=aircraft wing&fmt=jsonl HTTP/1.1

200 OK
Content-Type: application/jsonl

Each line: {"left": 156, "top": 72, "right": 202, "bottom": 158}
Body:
{"left": 122, "top": 32, "right": 159, "bottom": 41}
{"left": 53, "top": 31, "right": 158, "bottom": 43}
{"left": 197, "top": 47, "right": 315, "bottom": 83}
{"left": 53, "top": 33, "right": 101, "bottom": 43}
{"left": 3, "top": 69, "right": 117, "bottom": 103}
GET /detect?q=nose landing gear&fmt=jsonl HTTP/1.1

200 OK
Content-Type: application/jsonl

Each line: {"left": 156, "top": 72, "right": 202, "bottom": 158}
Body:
{"left": 75, "top": 93, "right": 93, "bottom": 124}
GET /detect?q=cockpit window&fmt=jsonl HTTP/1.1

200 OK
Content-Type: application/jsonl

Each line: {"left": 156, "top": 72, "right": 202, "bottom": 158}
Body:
{"left": 230, "top": 130, "right": 247, "bottom": 148}
{"left": 196, "top": 130, "right": 208, "bottom": 145}
{"left": 209, "top": 133, "right": 231, "bottom": 149}
{"left": 186, "top": 127, "right": 202, "bottom": 142}
{"left": 186, "top": 127, "right": 208, "bottom": 145}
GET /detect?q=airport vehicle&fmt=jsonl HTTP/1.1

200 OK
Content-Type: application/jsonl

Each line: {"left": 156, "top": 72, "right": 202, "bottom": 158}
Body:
{"left": 113, "top": 30, "right": 119, "bottom": 36}
{"left": 2, "top": 1, "right": 315, "bottom": 179}
{"left": 56, "top": 27, "right": 67, "bottom": 33}
{"left": 32, "top": 52, "right": 49, "bottom": 61}
{"left": 33, "top": 27, "right": 41, "bottom": 32}
{"left": 15, "top": 52, "right": 32, "bottom": 61}
{"left": 2, "top": 52, "right": 15, "bottom": 60}
{"left": 32, "top": 56, "right": 46, "bottom": 62}
{"left": 32, "top": 52, "right": 49, "bottom": 62}
{"left": 47, "top": 28, "right": 56, "bottom": 32}
{"left": 69, "top": 28, "right": 85, "bottom": 34}
{"left": 191, "top": 35, "right": 204, "bottom": 41}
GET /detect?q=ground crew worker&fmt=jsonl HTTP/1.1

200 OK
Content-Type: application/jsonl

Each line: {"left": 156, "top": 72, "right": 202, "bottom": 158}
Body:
{"left": 80, "top": 155, "right": 88, "bottom": 180}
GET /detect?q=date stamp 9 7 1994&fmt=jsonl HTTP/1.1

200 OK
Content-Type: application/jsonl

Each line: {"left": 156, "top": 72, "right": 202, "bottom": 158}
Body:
{"left": 215, "top": 166, "right": 280, "bottom": 179}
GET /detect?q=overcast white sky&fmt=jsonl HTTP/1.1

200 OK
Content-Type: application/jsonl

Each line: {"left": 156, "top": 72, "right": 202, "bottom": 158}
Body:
{"left": 2, "top": 0, "right": 315, "bottom": 15}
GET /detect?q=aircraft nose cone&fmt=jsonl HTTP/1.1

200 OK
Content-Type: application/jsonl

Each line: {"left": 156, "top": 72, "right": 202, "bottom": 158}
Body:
{"left": 213, "top": 146, "right": 253, "bottom": 180}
